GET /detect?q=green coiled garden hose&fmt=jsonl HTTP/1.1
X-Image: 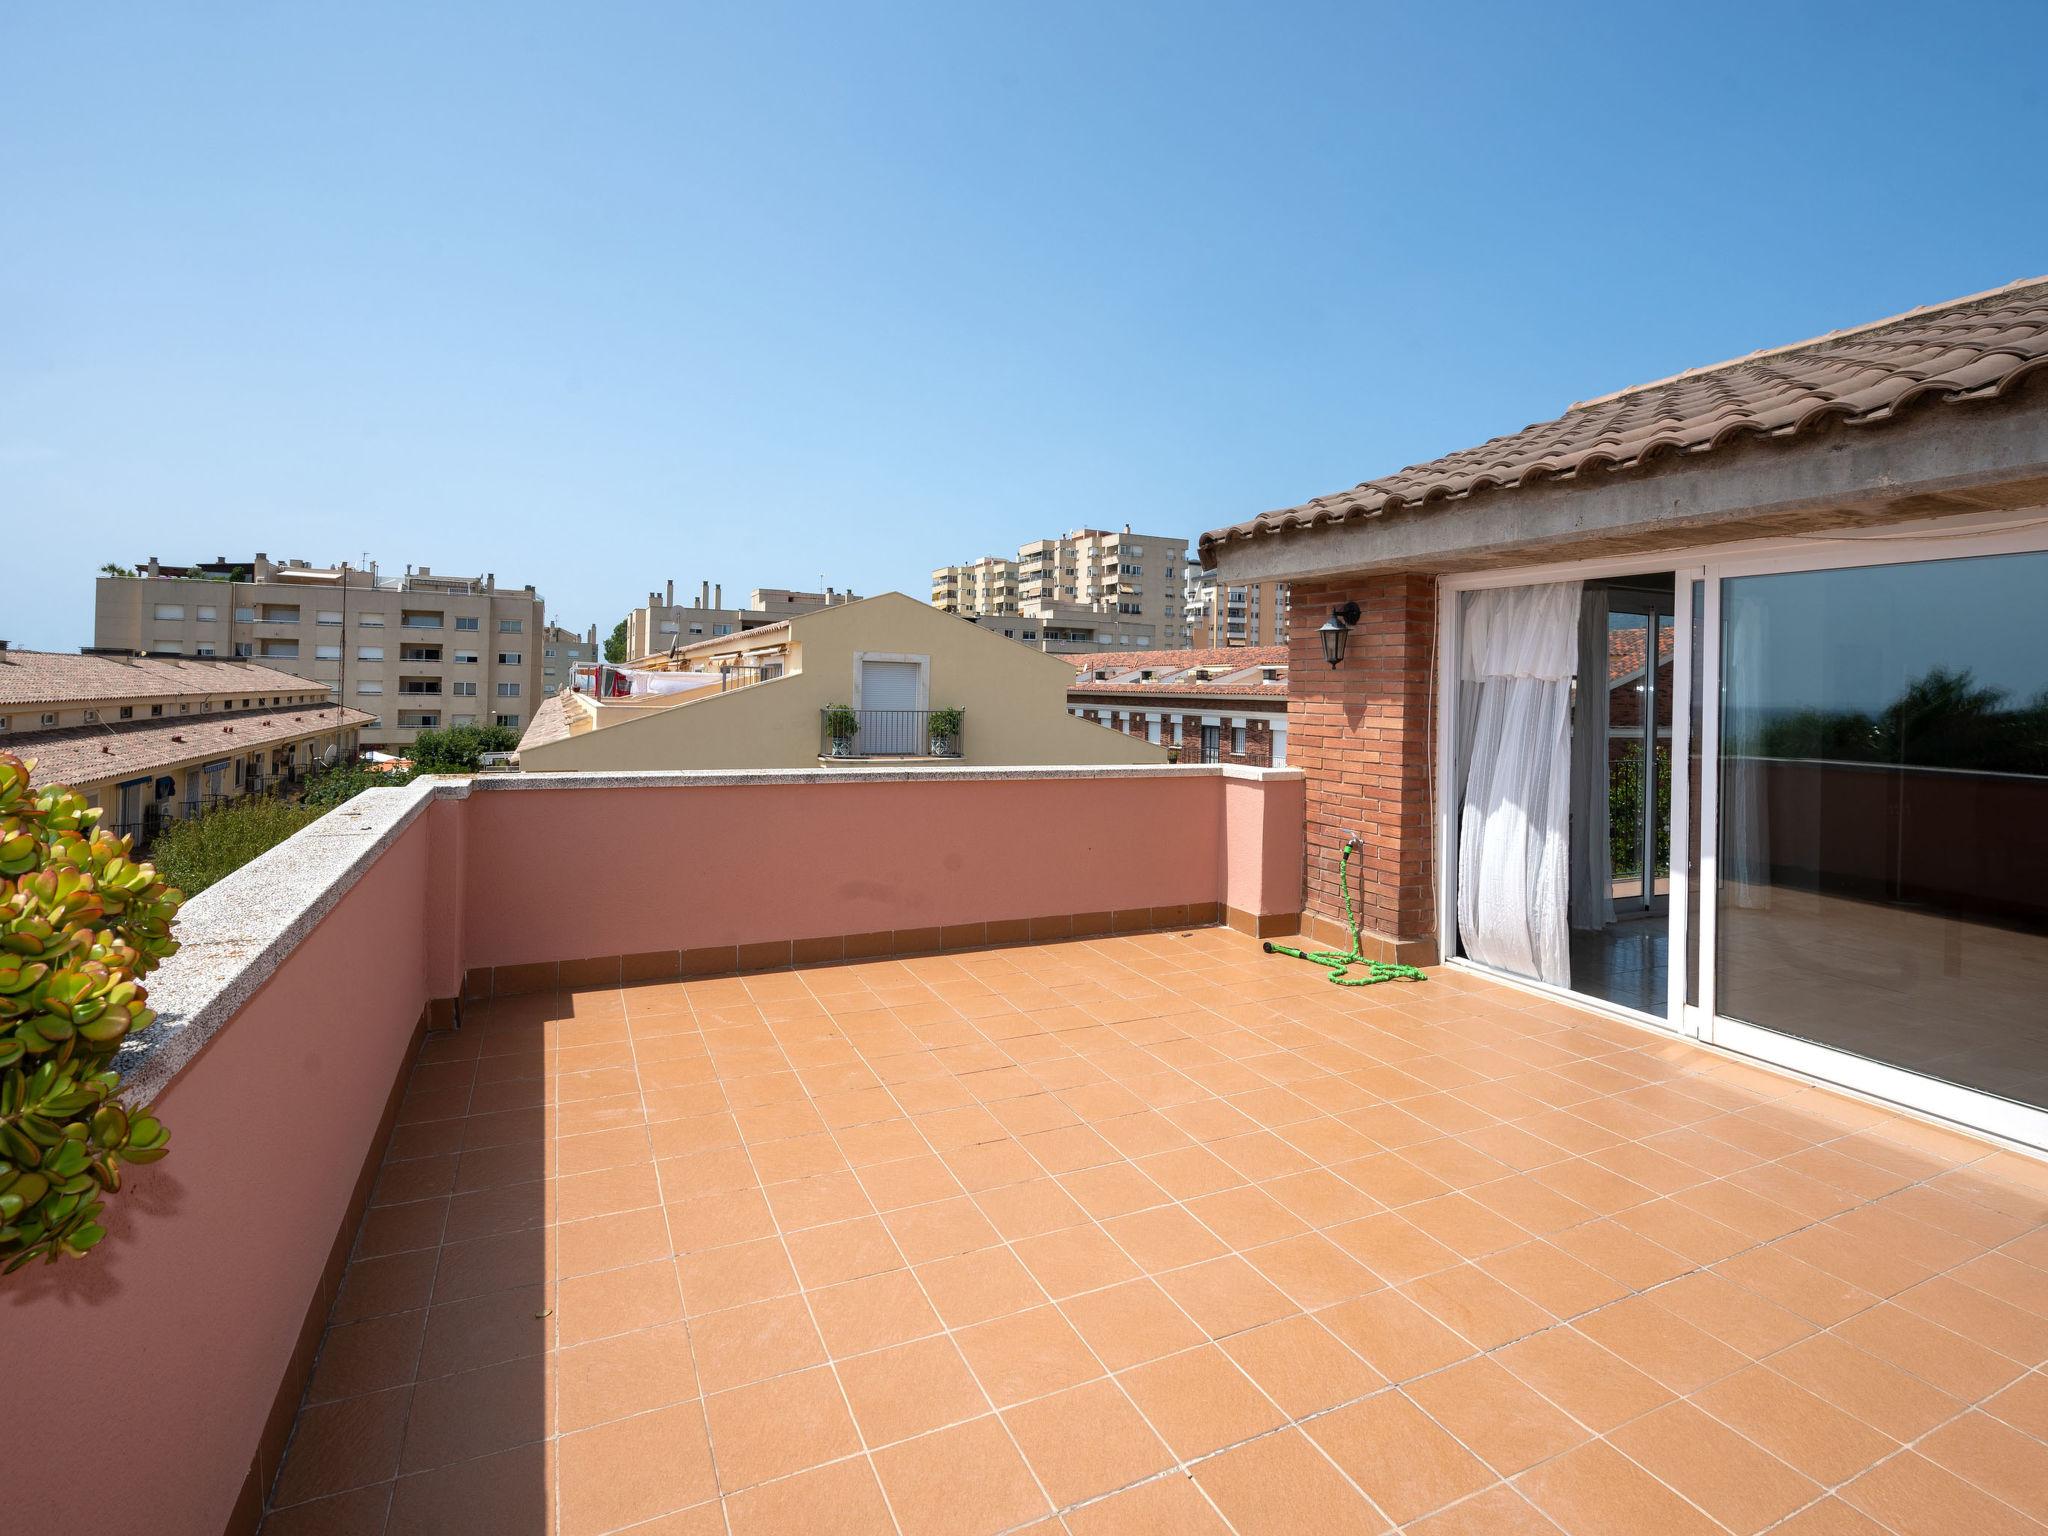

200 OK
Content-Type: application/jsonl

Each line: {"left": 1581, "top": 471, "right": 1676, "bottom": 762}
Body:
{"left": 1262, "top": 838, "right": 1428, "bottom": 987}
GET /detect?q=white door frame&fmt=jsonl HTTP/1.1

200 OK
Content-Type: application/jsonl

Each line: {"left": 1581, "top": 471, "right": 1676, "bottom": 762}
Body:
{"left": 1435, "top": 506, "right": 2048, "bottom": 1149}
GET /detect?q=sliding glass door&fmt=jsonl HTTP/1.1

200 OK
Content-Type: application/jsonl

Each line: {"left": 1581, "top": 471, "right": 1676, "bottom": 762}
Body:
{"left": 1706, "top": 548, "right": 2048, "bottom": 1118}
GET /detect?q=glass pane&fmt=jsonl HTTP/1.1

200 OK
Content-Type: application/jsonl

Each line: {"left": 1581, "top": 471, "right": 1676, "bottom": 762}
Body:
{"left": 1653, "top": 612, "right": 1675, "bottom": 894}
{"left": 1716, "top": 551, "right": 2048, "bottom": 1110}
{"left": 1607, "top": 612, "right": 1650, "bottom": 902}
{"left": 1686, "top": 581, "right": 1704, "bottom": 1008}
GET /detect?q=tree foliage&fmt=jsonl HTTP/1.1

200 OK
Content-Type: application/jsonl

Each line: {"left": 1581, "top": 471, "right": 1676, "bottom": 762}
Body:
{"left": 147, "top": 797, "right": 321, "bottom": 897}
{"left": 408, "top": 723, "right": 518, "bottom": 773}
{"left": 604, "top": 619, "right": 628, "bottom": 664}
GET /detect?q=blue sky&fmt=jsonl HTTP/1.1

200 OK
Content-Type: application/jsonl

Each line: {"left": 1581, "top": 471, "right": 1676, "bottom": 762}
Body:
{"left": 5, "top": 2, "right": 2046, "bottom": 652}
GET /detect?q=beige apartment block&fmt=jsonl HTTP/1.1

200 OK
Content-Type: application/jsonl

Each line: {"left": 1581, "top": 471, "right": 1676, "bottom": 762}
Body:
{"left": 1190, "top": 570, "right": 1292, "bottom": 646}
{"left": 518, "top": 592, "right": 1169, "bottom": 772}
{"left": 622, "top": 579, "right": 860, "bottom": 660}
{"left": 0, "top": 647, "right": 371, "bottom": 838}
{"left": 541, "top": 622, "right": 597, "bottom": 695}
{"left": 934, "top": 525, "right": 1191, "bottom": 653}
{"left": 93, "top": 555, "right": 545, "bottom": 751}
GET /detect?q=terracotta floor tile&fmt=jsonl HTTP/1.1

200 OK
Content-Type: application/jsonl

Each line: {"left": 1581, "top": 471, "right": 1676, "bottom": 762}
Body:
{"left": 1609, "top": 1399, "right": 1819, "bottom": 1534}
{"left": 944, "top": 1137, "right": 1044, "bottom": 1193}
{"left": 763, "top": 1170, "right": 874, "bottom": 1230}
{"left": 1768, "top": 1333, "right": 1962, "bottom": 1441}
{"left": 555, "top": 1320, "right": 698, "bottom": 1432}
{"left": 1834, "top": 1301, "right": 2026, "bottom": 1400}
{"left": 678, "top": 1237, "right": 797, "bottom": 1316}
{"left": 976, "top": 1176, "right": 1091, "bottom": 1240}
{"left": 353, "top": 1197, "right": 449, "bottom": 1260}
{"left": 883, "top": 1195, "right": 1003, "bottom": 1264}
{"left": 1550, "top": 1218, "right": 1692, "bottom": 1290}
{"left": 704, "top": 1364, "right": 861, "bottom": 1490}
{"left": 555, "top": 1257, "right": 682, "bottom": 1346}
{"left": 1405, "top": 1356, "right": 1587, "bottom": 1476}
{"left": 1653, "top": 1269, "right": 1816, "bottom": 1358}
{"left": 872, "top": 1415, "right": 1050, "bottom": 1536}
{"left": 1918, "top": 1410, "right": 2048, "bottom": 1524}
{"left": 1060, "top": 1161, "right": 1169, "bottom": 1220}
{"left": 258, "top": 1485, "right": 394, "bottom": 1536}
{"left": 1714, "top": 1245, "right": 1880, "bottom": 1327}
{"left": 432, "top": 1229, "right": 548, "bottom": 1304}
{"left": 1690, "top": 1364, "right": 1894, "bottom": 1485}
{"left": 1319, "top": 1288, "right": 1477, "bottom": 1382}
{"left": 333, "top": 1249, "right": 438, "bottom": 1324}
{"left": 1061, "top": 1473, "right": 1232, "bottom": 1535}
{"left": 1183, "top": 1184, "right": 1310, "bottom": 1249}
{"left": 1156, "top": 1254, "right": 1297, "bottom": 1340}
{"left": 1194, "top": 1428, "right": 1388, "bottom": 1535}
{"left": 307, "top": 1310, "right": 428, "bottom": 1404}
{"left": 1310, "top": 1388, "right": 1494, "bottom": 1525}
{"left": 1063, "top": 1277, "right": 1208, "bottom": 1372}
{"left": 1841, "top": 1450, "right": 2045, "bottom": 1536}
{"left": 1983, "top": 1370, "right": 2048, "bottom": 1440}
{"left": 786, "top": 1214, "right": 903, "bottom": 1289}
{"left": 397, "top": 1355, "right": 550, "bottom": 1473}
{"left": 1480, "top": 1239, "right": 1628, "bottom": 1320}
{"left": 854, "top": 1151, "right": 963, "bottom": 1211}
{"left": 557, "top": 1400, "right": 717, "bottom": 1536}
{"left": 1494, "top": 1326, "right": 1671, "bottom": 1433}
{"left": 1117, "top": 1344, "right": 1285, "bottom": 1458}
{"left": 836, "top": 1334, "right": 991, "bottom": 1446}
{"left": 554, "top": 1161, "right": 662, "bottom": 1225}
{"left": 956, "top": 1302, "right": 1104, "bottom": 1406}
{"left": 1004, "top": 1378, "right": 1174, "bottom": 1507}
{"left": 1014, "top": 1223, "right": 1141, "bottom": 1298}
{"left": 273, "top": 1387, "right": 411, "bottom": 1507}
{"left": 688, "top": 1293, "right": 826, "bottom": 1393}
{"left": 1404, "top": 1264, "right": 1554, "bottom": 1350}
{"left": 808, "top": 1267, "right": 943, "bottom": 1355}
{"left": 1102, "top": 1204, "right": 1228, "bottom": 1273}
{"left": 747, "top": 1130, "right": 847, "bottom": 1185}
{"left": 1136, "top": 1143, "right": 1244, "bottom": 1200}
{"left": 666, "top": 1187, "right": 776, "bottom": 1253}
{"left": 1221, "top": 1313, "right": 1383, "bottom": 1417}
{"left": 724, "top": 1456, "right": 896, "bottom": 1536}
{"left": 1403, "top": 1482, "right": 1567, "bottom": 1536}
{"left": 385, "top": 1443, "right": 549, "bottom": 1536}
{"left": 1574, "top": 1294, "right": 1746, "bottom": 1393}
{"left": 1514, "top": 1439, "right": 1722, "bottom": 1536}
{"left": 1897, "top": 1273, "right": 2048, "bottom": 1363}
{"left": 1326, "top": 1211, "right": 1464, "bottom": 1285}
{"left": 416, "top": 1285, "right": 552, "bottom": 1379}
{"left": 917, "top": 1244, "right": 1047, "bottom": 1328}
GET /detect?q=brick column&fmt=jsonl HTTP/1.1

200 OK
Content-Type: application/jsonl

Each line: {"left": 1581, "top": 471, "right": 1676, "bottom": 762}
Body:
{"left": 1286, "top": 574, "right": 1438, "bottom": 964}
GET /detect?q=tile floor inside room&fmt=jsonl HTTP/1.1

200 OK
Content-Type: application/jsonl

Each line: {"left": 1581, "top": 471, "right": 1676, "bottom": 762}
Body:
{"left": 263, "top": 929, "right": 2048, "bottom": 1535}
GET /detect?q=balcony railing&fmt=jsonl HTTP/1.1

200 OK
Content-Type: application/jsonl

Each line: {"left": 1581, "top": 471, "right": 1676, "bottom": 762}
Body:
{"left": 819, "top": 707, "right": 964, "bottom": 759}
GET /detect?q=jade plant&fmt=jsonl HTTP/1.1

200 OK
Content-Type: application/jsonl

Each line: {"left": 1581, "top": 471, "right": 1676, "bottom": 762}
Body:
{"left": 0, "top": 751, "right": 182, "bottom": 1270}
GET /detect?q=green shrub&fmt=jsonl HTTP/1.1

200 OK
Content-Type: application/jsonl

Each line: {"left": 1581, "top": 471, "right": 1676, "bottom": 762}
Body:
{"left": 408, "top": 723, "right": 518, "bottom": 774}
{"left": 148, "top": 797, "right": 321, "bottom": 897}
{"left": 822, "top": 703, "right": 859, "bottom": 739}
{"left": 0, "top": 751, "right": 182, "bottom": 1270}
{"left": 301, "top": 761, "right": 417, "bottom": 810}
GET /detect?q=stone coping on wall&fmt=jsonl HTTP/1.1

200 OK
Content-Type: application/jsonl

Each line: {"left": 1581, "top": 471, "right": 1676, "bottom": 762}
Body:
{"left": 114, "top": 764, "right": 1305, "bottom": 1103}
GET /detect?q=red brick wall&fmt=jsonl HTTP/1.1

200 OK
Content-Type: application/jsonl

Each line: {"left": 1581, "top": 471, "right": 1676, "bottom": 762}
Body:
{"left": 1286, "top": 575, "right": 1438, "bottom": 963}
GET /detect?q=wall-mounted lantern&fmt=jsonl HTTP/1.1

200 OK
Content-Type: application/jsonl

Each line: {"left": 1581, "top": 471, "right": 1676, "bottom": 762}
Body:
{"left": 1318, "top": 601, "right": 1361, "bottom": 667}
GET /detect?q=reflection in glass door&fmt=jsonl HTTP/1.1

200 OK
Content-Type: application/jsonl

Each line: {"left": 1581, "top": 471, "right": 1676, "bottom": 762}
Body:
{"left": 1711, "top": 549, "right": 2048, "bottom": 1114}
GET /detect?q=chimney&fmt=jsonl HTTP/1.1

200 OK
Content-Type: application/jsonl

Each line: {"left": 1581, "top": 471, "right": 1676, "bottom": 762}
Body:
{"left": 486, "top": 573, "right": 495, "bottom": 592}
{"left": 665, "top": 579, "right": 674, "bottom": 607}
{"left": 699, "top": 581, "right": 709, "bottom": 608}
{"left": 714, "top": 583, "right": 722, "bottom": 609}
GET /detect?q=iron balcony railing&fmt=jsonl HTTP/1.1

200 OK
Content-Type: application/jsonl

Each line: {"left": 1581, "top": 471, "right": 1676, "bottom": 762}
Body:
{"left": 819, "top": 708, "right": 965, "bottom": 760}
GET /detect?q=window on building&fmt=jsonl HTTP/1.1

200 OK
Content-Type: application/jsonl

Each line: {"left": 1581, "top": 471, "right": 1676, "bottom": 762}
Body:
{"left": 317, "top": 610, "right": 343, "bottom": 626}
{"left": 150, "top": 704, "right": 163, "bottom": 718}
{"left": 153, "top": 604, "right": 185, "bottom": 620}
{"left": 544, "top": 647, "right": 556, "bottom": 659}
{"left": 315, "top": 645, "right": 342, "bottom": 660}
{"left": 233, "top": 642, "right": 252, "bottom": 658}
{"left": 358, "top": 611, "right": 385, "bottom": 626}
{"left": 194, "top": 643, "right": 216, "bottom": 657}
{"left": 357, "top": 646, "right": 384, "bottom": 661}
{"left": 452, "top": 680, "right": 477, "bottom": 696}
{"left": 451, "top": 713, "right": 476, "bottom": 725}
{"left": 234, "top": 607, "right": 256, "bottom": 622}
{"left": 0, "top": 717, "right": 8, "bottom": 731}
{"left": 454, "top": 650, "right": 478, "bottom": 664}
{"left": 1232, "top": 723, "right": 1246, "bottom": 755}
{"left": 196, "top": 605, "right": 217, "bottom": 622}
{"left": 40, "top": 712, "right": 57, "bottom": 727}
{"left": 494, "top": 713, "right": 520, "bottom": 729}
{"left": 498, "top": 619, "right": 522, "bottom": 633}
{"left": 357, "top": 682, "right": 384, "bottom": 695}
{"left": 118, "top": 706, "right": 133, "bottom": 720}
{"left": 496, "top": 682, "right": 521, "bottom": 697}
{"left": 497, "top": 652, "right": 521, "bottom": 666}
{"left": 149, "top": 642, "right": 181, "bottom": 655}
{"left": 454, "top": 616, "right": 480, "bottom": 631}
{"left": 658, "top": 622, "right": 679, "bottom": 635}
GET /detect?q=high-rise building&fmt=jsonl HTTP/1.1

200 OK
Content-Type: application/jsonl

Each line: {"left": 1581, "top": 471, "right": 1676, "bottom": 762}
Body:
{"left": 623, "top": 581, "right": 859, "bottom": 660}
{"left": 932, "top": 526, "right": 1191, "bottom": 652}
{"left": 94, "top": 555, "right": 546, "bottom": 751}
{"left": 1189, "top": 571, "right": 1291, "bottom": 647}
{"left": 541, "top": 623, "right": 598, "bottom": 695}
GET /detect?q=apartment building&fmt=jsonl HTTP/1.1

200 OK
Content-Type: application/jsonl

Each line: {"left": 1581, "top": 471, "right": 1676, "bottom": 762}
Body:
{"left": 0, "top": 647, "right": 371, "bottom": 840}
{"left": 541, "top": 622, "right": 598, "bottom": 696}
{"left": 93, "top": 555, "right": 545, "bottom": 751}
{"left": 1189, "top": 570, "right": 1292, "bottom": 646}
{"left": 932, "top": 525, "right": 1192, "bottom": 653}
{"left": 1065, "top": 646, "right": 1289, "bottom": 766}
{"left": 623, "top": 580, "right": 859, "bottom": 660}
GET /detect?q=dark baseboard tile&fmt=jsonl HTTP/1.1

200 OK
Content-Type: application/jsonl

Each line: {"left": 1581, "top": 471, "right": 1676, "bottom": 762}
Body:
{"left": 1299, "top": 911, "right": 1438, "bottom": 967}
{"left": 1226, "top": 906, "right": 1302, "bottom": 940}
{"left": 461, "top": 902, "right": 1237, "bottom": 998}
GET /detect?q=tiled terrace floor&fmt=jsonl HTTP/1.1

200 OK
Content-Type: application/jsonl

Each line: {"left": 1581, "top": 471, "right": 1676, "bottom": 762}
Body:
{"left": 265, "top": 929, "right": 2048, "bottom": 1535}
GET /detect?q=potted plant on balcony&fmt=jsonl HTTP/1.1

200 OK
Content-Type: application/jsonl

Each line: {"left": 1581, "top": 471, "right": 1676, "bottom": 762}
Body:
{"left": 927, "top": 706, "right": 964, "bottom": 758}
{"left": 823, "top": 703, "right": 860, "bottom": 757}
{"left": 0, "top": 752, "right": 182, "bottom": 1271}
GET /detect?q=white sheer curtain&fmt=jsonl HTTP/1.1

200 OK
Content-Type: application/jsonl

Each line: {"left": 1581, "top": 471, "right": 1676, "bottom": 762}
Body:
{"left": 1457, "top": 582, "right": 1581, "bottom": 987}
{"left": 1569, "top": 588, "right": 1615, "bottom": 931}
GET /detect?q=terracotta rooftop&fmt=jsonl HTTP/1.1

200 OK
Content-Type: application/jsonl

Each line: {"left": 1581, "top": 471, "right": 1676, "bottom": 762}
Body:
{"left": 9, "top": 702, "right": 374, "bottom": 789}
{"left": 0, "top": 649, "right": 328, "bottom": 708}
{"left": 1202, "top": 275, "right": 2048, "bottom": 559}
{"left": 515, "top": 692, "right": 577, "bottom": 754}
{"left": 1064, "top": 647, "right": 1288, "bottom": 674}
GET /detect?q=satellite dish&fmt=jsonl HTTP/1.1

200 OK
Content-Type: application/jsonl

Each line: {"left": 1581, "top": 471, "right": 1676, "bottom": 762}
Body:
{"left": 321, "top": 743, "right": 339, "bottom": 765}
